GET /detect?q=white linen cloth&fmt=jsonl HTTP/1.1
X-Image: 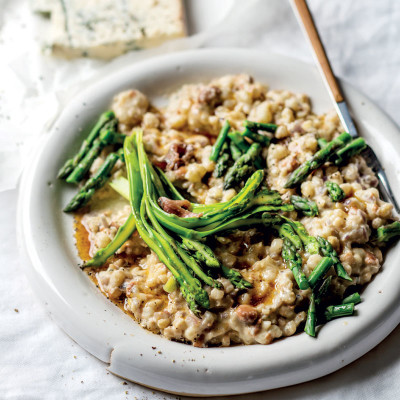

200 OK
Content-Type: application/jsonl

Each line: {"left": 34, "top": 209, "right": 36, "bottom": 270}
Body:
{"left": 1, "top": 0, "right": 400, "bottom": 398}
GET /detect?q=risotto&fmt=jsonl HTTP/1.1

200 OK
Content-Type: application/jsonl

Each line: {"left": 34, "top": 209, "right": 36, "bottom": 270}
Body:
{"left": 73, "top": 74, "right": 395, "bottom": 347}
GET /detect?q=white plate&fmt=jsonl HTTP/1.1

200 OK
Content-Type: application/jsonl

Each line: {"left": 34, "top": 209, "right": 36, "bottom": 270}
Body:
{"left": 17, "top": 48, "right": 400, "bottom": 396}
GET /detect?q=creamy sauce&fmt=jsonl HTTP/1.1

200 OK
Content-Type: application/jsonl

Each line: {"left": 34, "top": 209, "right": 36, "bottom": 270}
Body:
{"left": 250, "top": 282, "right": 276, "bottom": 306}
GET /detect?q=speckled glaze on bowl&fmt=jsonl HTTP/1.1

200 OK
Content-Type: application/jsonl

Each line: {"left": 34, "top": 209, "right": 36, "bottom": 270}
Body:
{"left": 17, "top": 49, "right": 400, "bottom": 396}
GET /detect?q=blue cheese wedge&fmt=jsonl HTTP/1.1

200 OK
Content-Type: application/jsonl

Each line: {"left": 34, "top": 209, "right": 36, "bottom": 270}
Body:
{"left": 32, "top": 0, "right": 186, "bottom": 59}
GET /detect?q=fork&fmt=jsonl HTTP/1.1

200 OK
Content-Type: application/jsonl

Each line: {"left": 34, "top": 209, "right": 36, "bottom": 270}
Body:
{"left": 291, "top": 0, "right": 400, "bottom": 213}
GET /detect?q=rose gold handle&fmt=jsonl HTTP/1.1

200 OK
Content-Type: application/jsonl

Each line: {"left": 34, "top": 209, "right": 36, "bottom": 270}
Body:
{"left": 291, "top": 0, "right": 344, "bottom": 103}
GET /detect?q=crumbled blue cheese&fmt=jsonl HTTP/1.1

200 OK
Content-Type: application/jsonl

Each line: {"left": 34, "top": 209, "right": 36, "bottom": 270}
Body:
{"left": 32, "top": 0, "right": 186, "bottom": 59}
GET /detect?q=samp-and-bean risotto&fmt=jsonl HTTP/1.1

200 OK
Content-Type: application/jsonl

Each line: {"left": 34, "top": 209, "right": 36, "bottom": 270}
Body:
{"left": 60, "top": 74, "right": 399, "bottom": 347}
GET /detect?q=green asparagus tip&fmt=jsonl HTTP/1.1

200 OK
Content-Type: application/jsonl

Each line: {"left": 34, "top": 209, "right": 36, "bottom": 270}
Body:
{"left": 64, "top": 150, "right": 122, "bottom": 212}
{"left": 281, "top": 238, "right": 309, "bottom": 290}
{"left": 337, "top": 267, "right": 353, "bottom": 282}
{"left": 284, "top": 132, "right": 352, "bottom": 188}
{"left": 58, "top": 110, "right": 116, "bottom": 180}
{"left": 276, "top": 223, "right": 303, "bottom": 250}
{"left": 221, "top": 265, "right": 252, "bottom": 289}
{"left": 375, "top": 221, "right": 400, "bottom": 243}
{"left": 214, "top": 151, "right": 230, "bottom": 178}
{"left": 334, "top": 137, "right": 367, "bottom": 166}
{"left": 241, "top": 128, "right": 270, "bottom": 146}
{"left": 244, "top": 120, "right": 278, "bottom": 133}
{"left": 227, "top": 131, "right": 250, "bottom": 153}
{"left": 326, "top": 181, "right": 345, "bottom": 202}
{"left": 290, "top": 195, "right": 319, "bottom": 217}
{"left": 223, "top": 142, "right": 261, "bottom": 190}
{"left": 230, "top": 142, "right": 242, "bottom": 161}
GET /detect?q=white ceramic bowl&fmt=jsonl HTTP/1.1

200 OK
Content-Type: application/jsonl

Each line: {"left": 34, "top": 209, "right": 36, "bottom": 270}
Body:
{"left": 18, "top": 48, "right": 400, "bottom": 396}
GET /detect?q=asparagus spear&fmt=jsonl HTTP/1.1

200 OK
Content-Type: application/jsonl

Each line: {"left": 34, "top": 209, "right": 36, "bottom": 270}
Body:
{"left": 155, "top": 167, "right": 185, "bottom": 201}
{"left": 161, "top": 206, "right": 280, "bottom": 242}
{"left": 230, "top": 142, "right": 242, "bottom": 161}
{"left": 228, "top": 132, "right": 266, "bottom": 169}
{"left": 304, "top": 293, "right": 316, "bottom": 337}
{"left": 282, "top": 238, "right": 310, "bottom": 290}
{"left": 304, "top": 276, "right": 331, "bottom": 338}
{"left": 284, "top": 132, "right": 352, "bottom": 188}
{"left": 316, "top": 236, "right": 352, "bottom": 281}
{"left": 137, "top": 134, "right": 220, "bottom": 291}
{"left": 125, "top": 131, "right": 210, "bottom": 314}
{"left": 84, "top": 213, "right": 136, "bottom": 267}
{"left": 254, "top": 156, "right": 265, "bottom": 170}
{"left": 182, "top": 238, "right": 252, "bottom": 288}
{"left": 241, "top": 128, "right": 270, "bottom": 146}
{"left": 316, "top": 137, "right": 366, "bottom": 165}
{"left": 83, "top": 175, "right": 136, "bottom": 267}
{"left": 221, "top": 265, "right": 253, "bottom": 289}
{"left": 109, "top": 174, "right": 282, "bottom": 217}
{"left": 143, "top": 196, "right": 209, "bottom": 313}
{"left": 308, "top": 257, "right": 334, "bottom": 288}
{"left": 192, "top": 209, "right": 286, "bottom": 239}
{"left": 374, "top": 221, "right": 400, "bottom": 243}
{"left": 326, "top": 181, "right": 345, "bottom": 202}
{"left": 315, "top": 276, "right": 332, "bottom": 305}
{"left": 182, "top": 237, "right": 252, "bottom": 288}
{"left": 159, "top": 206, "right": 276, "bottom": 242}
{"left": 210, "top": 120, "right": 230, "bottom": 162}
{"left": 290, "top": 195, "right": 319, "bottom": 217}
{"left": 281, "top": 216, "right": 320, "bottom": 254}
{"left": 175, "top": 245, "right": 221, "bottom": 288}
{"left": 181, "top": 237, "right": 220, "bottom": 268}
{"left": 342, "top": 292, "right": 361, "bottom": 305}
{"left": 155, "top": 167, "right": 227, "bottom": 214}
{"left": 244, "top": 120, "right": 277, "bottom": 133}
{"left": 196, "top": 204, "right": 291, "bottom": 236}
{"left": 58, "top": 111, "right": 116, "bottom": 179}
{"left": 252, "top": 189, "right": 282, "bottom": 206}
{"left": 228, "top": 131, "right": 250, "bottom": 152}
{"left": 142, "top": 196, "right": 209, "bottom": 314}
{"left": 66, "top": 129, "right": 122, "bottom": 184}
{"left": 127, "top": 169, "right": 263, "bottom": 241}
{"left": 334, "top": 137, "right": 366, "bottom": 166}
{"left": 213, "top": 143, "right": 230, "bottom": 178}
{"left": 64, "top": 148, "right": 124, "bottom": 212}
{"left": 325, "top": 303, "right": 354, "bottom": 321}
{"left": 277, "top": 223, "right": 303, "bottom": 250}
{"left": 152, "top": 170, "right": 264, "bottom": 234}
{"left": 223, "top": 142, "right": 261, "bottom": 190}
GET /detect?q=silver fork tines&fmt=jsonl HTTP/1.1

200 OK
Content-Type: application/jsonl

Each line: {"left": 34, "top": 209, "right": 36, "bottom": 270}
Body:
{"left": 361, "top": 146, "right": 400, "bottom": 214}
{"left": 291, "top": 0, "right": 399, "bottom": 215}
